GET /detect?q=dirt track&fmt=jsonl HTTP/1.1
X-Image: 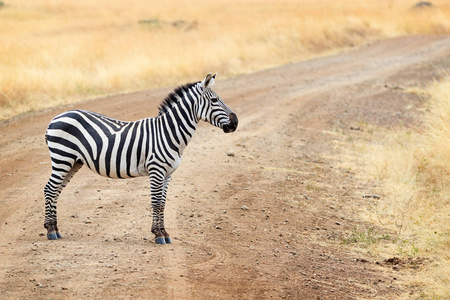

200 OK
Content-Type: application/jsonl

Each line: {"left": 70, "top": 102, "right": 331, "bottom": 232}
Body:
{"left": 1, "top": 35, "right": 449, "bottom": 299}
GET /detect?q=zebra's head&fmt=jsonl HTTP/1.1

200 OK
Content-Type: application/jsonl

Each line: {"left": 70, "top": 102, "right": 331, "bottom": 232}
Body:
{"left": 197, "top": 73, "right": 238, "bottom": 133}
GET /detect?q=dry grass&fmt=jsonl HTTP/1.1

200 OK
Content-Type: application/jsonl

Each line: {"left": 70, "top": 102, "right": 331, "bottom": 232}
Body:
{"left": 1, "top": 0, "right": 450, "bottom": 119}
{"left": 364, "top": 78, "right": 450, "bottom": 298}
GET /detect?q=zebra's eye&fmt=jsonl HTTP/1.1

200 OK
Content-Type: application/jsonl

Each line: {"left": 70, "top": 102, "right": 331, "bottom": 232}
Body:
{"left": 210, "top": 97, "right": 218, "bottom": 103}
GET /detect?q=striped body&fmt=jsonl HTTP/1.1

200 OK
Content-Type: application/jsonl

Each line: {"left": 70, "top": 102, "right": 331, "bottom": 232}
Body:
{"left": 43, "top": 74, "right": 238, "bottom": 244}
{"left": 47, "top": 109, "right": 187, "bottom": 179}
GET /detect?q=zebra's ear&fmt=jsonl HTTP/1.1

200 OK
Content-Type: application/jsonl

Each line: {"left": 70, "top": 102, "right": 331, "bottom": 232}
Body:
{"left": 201, "top": 73, "right": 216, "bottom": 89}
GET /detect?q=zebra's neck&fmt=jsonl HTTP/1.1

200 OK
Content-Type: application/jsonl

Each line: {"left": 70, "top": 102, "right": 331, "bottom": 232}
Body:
{"left": 156, "top": 84, "right": 201, "bottom": 156}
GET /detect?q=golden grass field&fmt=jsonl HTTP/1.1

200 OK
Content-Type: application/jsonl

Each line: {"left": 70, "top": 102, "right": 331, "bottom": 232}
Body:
{"left": 1, "top": 0, "right": 450, "bottom": 119}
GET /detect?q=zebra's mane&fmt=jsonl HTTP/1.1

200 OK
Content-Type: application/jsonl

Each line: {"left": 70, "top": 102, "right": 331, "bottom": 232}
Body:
{"left": 158, "top": 82, "right": 198, "bottom": 116}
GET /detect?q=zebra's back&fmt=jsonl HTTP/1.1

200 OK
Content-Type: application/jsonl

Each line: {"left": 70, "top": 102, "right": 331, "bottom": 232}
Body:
{"left": 46, "top": 110, "right": 149, "bottom": 179}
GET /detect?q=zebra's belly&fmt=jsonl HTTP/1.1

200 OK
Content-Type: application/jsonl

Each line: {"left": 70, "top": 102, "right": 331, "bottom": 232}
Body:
{"left": 80, "top": 152, "right": 148, "bottom": 179}
{"left": 99, "top": 165, "right": 147, "bottom": 179}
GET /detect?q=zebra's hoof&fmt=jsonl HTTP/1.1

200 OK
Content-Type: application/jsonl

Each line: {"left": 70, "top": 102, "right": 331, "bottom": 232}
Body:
{"left": 47, "top": 233, "right": 58, "bottom": 240}
{"left": 165, "top": 237, "right": 172, "bottom": 244}
{"left": 155, "top": 237, "right": 166, "bottom": 245}
{"left": 56, "top": 232, "right": 62, "bottom": 239}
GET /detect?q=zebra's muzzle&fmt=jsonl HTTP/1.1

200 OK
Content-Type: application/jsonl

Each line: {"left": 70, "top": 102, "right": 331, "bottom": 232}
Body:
{"left": 222, "top": 113, "right": 238, "bottom": 133}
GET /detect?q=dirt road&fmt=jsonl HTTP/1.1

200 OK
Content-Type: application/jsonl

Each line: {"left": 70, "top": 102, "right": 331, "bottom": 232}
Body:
{"left": 1, "top": 35, "right": 449, "bottom": 299}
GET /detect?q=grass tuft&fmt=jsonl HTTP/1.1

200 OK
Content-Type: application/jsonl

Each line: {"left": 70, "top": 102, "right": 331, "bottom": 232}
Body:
{"left": 342, "top": 227, "right": 390, "bottom": 246}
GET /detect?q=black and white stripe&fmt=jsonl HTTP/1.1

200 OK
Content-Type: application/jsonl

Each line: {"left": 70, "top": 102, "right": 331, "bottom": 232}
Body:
{"left": 43, "top": 73, "right": 238, "bottom": 244}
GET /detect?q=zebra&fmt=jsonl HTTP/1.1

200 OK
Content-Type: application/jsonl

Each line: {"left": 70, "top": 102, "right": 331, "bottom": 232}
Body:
{"left": 43, "top": 73, "right": 238, "bottom": 245}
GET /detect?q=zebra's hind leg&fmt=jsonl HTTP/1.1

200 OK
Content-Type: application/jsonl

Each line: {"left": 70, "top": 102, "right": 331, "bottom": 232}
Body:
{"left": 44, "top": 162, "right": 83, "bottom": 240}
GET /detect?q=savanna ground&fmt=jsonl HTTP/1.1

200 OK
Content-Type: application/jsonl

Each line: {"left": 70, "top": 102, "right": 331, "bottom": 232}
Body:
{"left": 1, "top": 35, "right": 449, "bottom": 299}
{"left": 1, "top": 1, "right": 450, "bottom": 299}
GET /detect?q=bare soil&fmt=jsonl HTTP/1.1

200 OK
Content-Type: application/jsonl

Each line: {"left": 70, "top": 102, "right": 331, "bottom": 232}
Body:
{"left": 1, "top": 35, "right": 449, "bottom": 299}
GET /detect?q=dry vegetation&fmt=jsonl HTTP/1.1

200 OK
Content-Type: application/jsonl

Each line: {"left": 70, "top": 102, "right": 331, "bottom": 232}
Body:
{"left": 361, "top": 78, "right": 450, "bottom": 298}
{"left": 1, "top": 0, "right": 450, "bottom": 119}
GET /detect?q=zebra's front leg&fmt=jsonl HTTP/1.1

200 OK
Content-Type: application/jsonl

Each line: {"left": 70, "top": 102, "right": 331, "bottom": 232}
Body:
{"left": 149, "top": 172, "right": 171, "bottom": 245}
{"left": 160, "top": 176, "right": 172, "bottom": 244}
